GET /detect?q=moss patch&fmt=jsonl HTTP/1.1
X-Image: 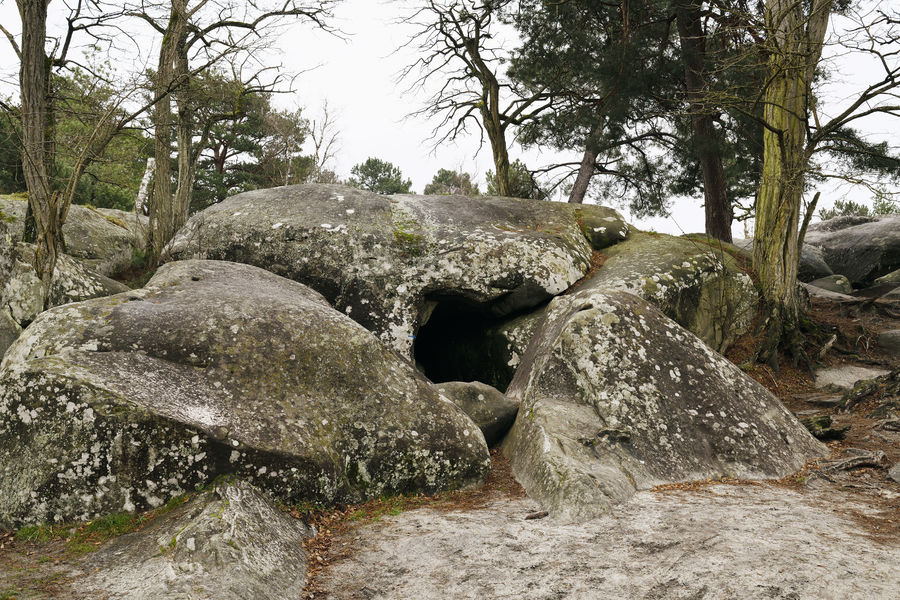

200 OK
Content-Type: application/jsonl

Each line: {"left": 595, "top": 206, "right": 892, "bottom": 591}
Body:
{"left": 13, "top": 491, "right": 195, "bottom": 556}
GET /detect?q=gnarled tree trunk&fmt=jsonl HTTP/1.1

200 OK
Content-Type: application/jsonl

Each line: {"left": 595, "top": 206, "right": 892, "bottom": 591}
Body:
{"left": 753, "top": 0, "right": 832, "bottom": 361}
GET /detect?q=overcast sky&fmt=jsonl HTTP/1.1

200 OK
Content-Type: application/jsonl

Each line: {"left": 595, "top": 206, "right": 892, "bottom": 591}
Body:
{"left": 0, "top": 0, "right": 895, "bottom": 238}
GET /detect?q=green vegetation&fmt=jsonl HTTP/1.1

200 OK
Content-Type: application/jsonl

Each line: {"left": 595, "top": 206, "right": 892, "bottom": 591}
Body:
{"left": 191, "top": 71, "right": 316, "bottom": 212}
{"left": 13, "top": 491, "right": 195, "bottom": 556}
{"left": 486, "top": 160, "right": 546, "bottom": 200}
{"left": 348, "top": 157, "right": 413, "bottom": 195}
{"left": 818, "top": 193, "right": 899, "bottom": 220}
{"left": 424, "top": 168, "right": 480, "bottom": 196}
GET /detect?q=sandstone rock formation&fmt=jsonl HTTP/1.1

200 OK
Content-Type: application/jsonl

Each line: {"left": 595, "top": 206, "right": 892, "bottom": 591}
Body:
{"left": 502, "top": 289, "right": 826, "bottom": 521}
{"left": 76, "top": 480, "right": 311, "bottom": 600}
{"left": 0, "top": 260, "right": 490, "bottom": 527}
{"left": 166, "top": 184, "right": 627, "bottom": 358}
{"left": 0, "top": 195, "right": 147, "bottom": 277}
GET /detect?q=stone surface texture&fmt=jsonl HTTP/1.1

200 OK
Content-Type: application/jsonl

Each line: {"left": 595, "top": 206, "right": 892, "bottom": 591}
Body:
{"left": 809, "top": 274, "right": 853, "bottom": 294}
{"left": 483, "top": 232, "right": 759, "bottom": 386}
{"left": 502, "top": 289, "right": 826, "bottom": 521}
{"left": 76, "top": 480, "right": 311, "bottom": 600}
{"left": 435, "top": 381, "right": 518, "bottom": 446}
{"left": 1, "top": 241, "right": 128, "bottom": 358}
{"left": 320, "top": 488, "right": 899, "bottom": 600}
{"left": 805, "top": 215, "right": 900, "bottom": 284}
{"left": 815, "top": 365, "right": 892, "bottom": 391}
{"left": 0, "top": 195, "right": 146, "bottom": 276}
{"left": 166, "top": 184, "right": 621, "bottom": 357}
{"left": 0, "top": 260, "right": 489, "bottom": 527}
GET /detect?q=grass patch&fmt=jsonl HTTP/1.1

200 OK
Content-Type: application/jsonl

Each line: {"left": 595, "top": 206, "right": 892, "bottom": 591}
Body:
{"left": 13, "top": 490, "right": 196, "bottom": 556}
{"left": 0, "top": 586, "right": 21, "bottom": 600}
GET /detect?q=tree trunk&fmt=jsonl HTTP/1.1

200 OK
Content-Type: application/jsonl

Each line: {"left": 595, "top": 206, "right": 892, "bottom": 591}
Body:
{"left": 17, "top": 0, "right": 60, "bottom": 306}
{"left": 481, "top": 77, "right": 510, "bottom": 197}
{"left": 568, "top": 125, "right": 605, "bottom": 204}
{"left": 149, "top": 0, "right": 187, "bottom": 260}
{"left": 675, "top": 0, "right": 731, "bottom": 243}
{"left": 753, "top": 0, "right": 832, "bottom": 360}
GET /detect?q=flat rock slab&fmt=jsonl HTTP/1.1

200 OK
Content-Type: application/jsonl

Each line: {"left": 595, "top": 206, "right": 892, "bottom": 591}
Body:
{"left": 816, "top": 366, "right": 891, "bottom": 391}
{"left": 320, "top": 487, "right": 900, "bottom": 600}
{"left": 76, "top": 480, "right": 311, "bottom": 600}
{"left": 167, "top": 184, "right": 620, "bottom": 357}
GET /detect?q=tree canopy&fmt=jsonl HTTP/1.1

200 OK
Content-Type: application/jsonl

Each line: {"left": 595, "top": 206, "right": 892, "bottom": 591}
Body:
{"left": 423, "top": 168, "right": 480, "bottom": 196}
{"left": 348, "top": 158, "right": 413, "bottom": 195}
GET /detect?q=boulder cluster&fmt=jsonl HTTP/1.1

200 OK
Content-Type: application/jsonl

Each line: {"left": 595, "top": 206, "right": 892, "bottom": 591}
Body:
{"left": 736, "top": 214, "right": 900, "bottom": 304}
{"left": 0, "top": 185, "right": 853, "bottom": 592}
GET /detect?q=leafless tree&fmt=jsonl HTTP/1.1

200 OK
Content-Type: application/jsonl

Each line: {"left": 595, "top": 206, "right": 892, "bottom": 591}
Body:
{"left": 399, "top": 0, "right": 550, "bottom": 196}
{"left": 2, "top": 0, "right": 191, "bottom": 305}
{"left": 307, "top": 99, "right": 341, "bottom": 183}
{"left": 133, "top": 0, "right": 338, "bottom": 259}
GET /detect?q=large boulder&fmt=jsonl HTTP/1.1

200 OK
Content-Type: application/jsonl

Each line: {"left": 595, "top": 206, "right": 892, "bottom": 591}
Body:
{"left": 502, "top": 289, "right": 826, "bottom": 522}
{"left": 166, "top": 184, "right": 625, "bottom": 358}
{"left": 733, "top": 237, "right": 833, "bottom": 282}
{"left": 0, "top": 260, "right": 490, "bottom": 527}
{"left": 489, "top": 232, "right": 757, "bottom": 377}
{"left": 0, "top": 195, "right": 146, "bottom": 276}
{"left": 804, "top": 214, "right": 900, "bottom": 285}
{"left": 76, "top": 480, "right": 311, "bottom": 600}
{"left": 0, "top": 242, "right": 128, "bottom": 358}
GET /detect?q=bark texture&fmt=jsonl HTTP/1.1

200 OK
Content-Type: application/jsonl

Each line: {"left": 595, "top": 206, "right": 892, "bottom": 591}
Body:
{"left": 675, "top": 0, "right": 731, "bottom": 242}
{"left": 753, "top": 0, "right": 832, "bottom": 357}
{"left": 149, "top": 0, "right": 188, "bottom": 259}
{"left": 568, "top": 126, "right": 604, "bottom": 204}
{"left": 17, "top": 0, "right": 61, "bottom": 306}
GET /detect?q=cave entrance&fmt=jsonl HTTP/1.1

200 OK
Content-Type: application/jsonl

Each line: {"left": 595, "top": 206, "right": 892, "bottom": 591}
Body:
{"left": 413, "top": 294, "right": 513, "bottom": 391}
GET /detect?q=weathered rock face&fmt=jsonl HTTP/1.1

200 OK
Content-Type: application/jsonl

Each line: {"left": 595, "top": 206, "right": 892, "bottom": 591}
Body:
{"left": 734, "top": 237, "right": 833, "bottom": 282}
{"left": 76, "top": 480, "right": 311, "bottom": 600}
{"left": 581, "top": 233, "right": 757, "bottom": 352}
{"left": 502, "top": 289, "right": 826, "bottom": 522}
{"left": 492, "top": 232, "right": 757, "bottom": 373}
{"left": 809, "top": 274, "right": 853, "bottom": 295}
{"left": 436, "top": 381, "right": 519, "bottom": 446}
{"left": 875, "top": 268, "right": 900, "bottom": 285}
{"left": 804, "top": 215, "right": 900, "bottom": 285}
{"left": 0, "top": 260, "right": 490, "bottom": 527}
{"left": 0, "top": 195, "right": 146, "bottom": 276}
{"left": 166, "top": 184, "right": 625, "bottom": 358}
{"left": 0, "top": 242, "right": 128, "bottom": 358}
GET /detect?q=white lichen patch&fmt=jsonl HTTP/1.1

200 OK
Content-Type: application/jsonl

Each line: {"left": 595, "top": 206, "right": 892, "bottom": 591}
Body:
{"left": 502, "top": 288, "right": 827, "bottom": 522}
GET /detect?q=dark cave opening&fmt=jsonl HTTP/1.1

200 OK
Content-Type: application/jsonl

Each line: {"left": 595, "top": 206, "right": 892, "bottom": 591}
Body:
{"left": 412, "top": 294, "right": 523, "bottom": 392}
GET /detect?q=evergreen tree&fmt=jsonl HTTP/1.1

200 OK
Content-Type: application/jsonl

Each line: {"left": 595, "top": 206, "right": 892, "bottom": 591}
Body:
{"left": 486, "top": 159, "right": 545, "bottom": 199}
{"left": 424, "top": 168, "right": 480, "bottom": 196}
{"left": 348, "top": 158, "right": 412, "bottom": 195}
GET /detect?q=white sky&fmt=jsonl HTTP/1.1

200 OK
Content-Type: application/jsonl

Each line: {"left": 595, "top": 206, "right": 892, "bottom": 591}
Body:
{"left": 0, "top": 0, "right": 896, "bottom": 239}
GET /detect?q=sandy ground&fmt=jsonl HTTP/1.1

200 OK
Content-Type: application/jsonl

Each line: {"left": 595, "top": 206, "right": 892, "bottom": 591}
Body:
{"left": 320, "top": 483, "right": 899, "bottom": 600}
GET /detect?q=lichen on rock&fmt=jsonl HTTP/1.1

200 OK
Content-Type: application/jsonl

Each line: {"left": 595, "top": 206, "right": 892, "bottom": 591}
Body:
{"left": 75, "top": 480, "right": 312, "bottom": 600}
{"left": 502, "top": 289, "right": 827, "bottom": 522}
{"left": 166, "top": 184, "right": 611, "bottom": 357}
{"left": 0, "top": 260, "right": 490, "bottom": 527}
